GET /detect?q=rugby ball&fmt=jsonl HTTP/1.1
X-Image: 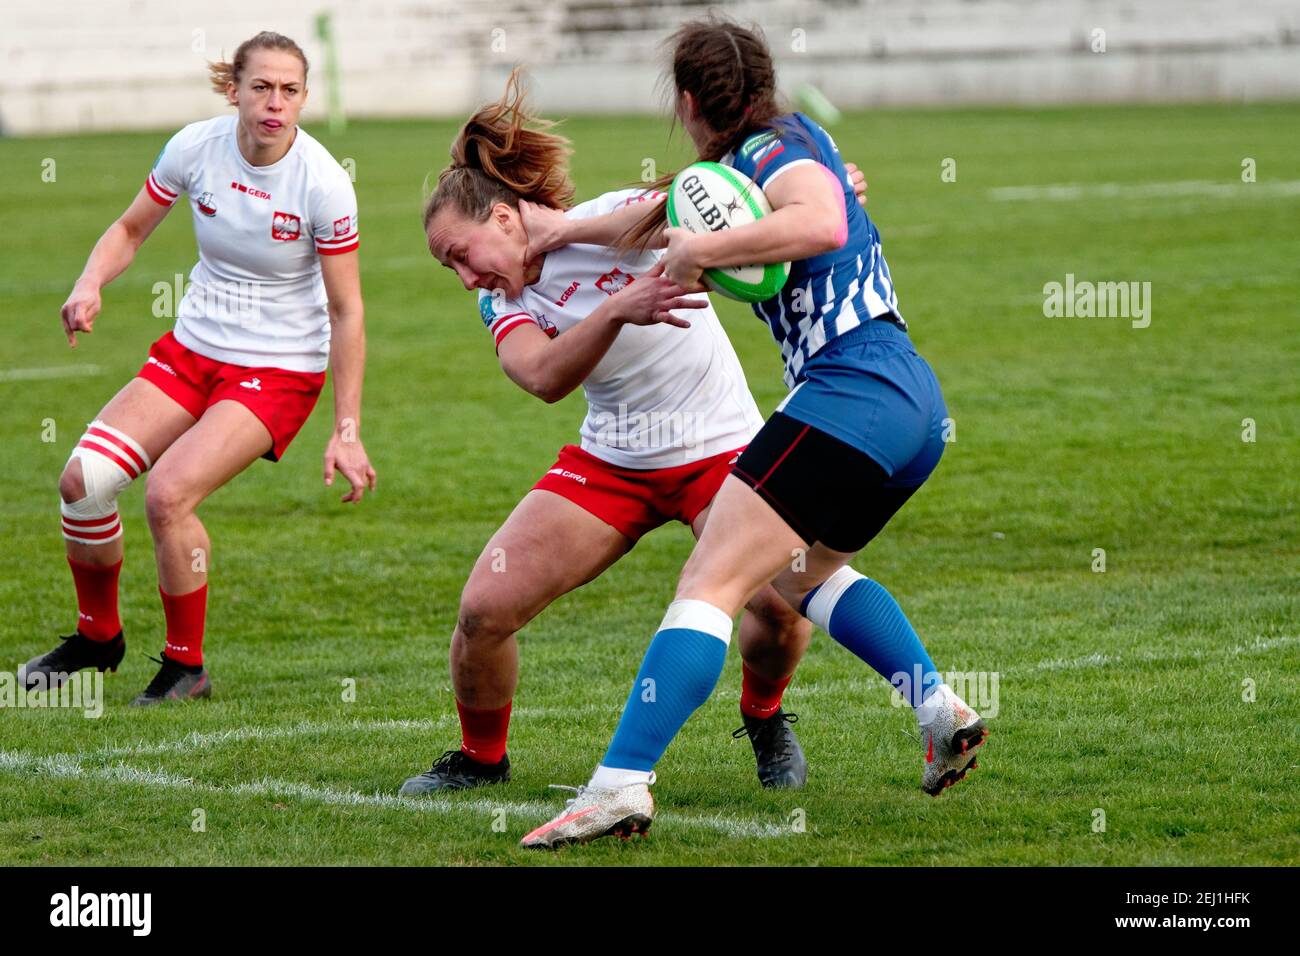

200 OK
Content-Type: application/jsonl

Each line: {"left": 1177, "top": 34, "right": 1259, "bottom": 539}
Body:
{"left": 666, "top": 161, "right": 791, "bottom": 303}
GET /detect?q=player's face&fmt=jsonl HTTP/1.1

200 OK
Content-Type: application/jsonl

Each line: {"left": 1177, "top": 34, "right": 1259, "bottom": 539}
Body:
{"left": 426, "top": 203, "right": 529, "bottom": 299}
{"left": 229, "top": 50, "right": 307, "bottom": 151}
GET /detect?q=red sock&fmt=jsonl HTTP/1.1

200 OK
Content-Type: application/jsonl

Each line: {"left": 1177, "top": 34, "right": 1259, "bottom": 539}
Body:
{"left": 68, "top": 556, "right": 123, "bottom": 641}
{"left": 159, "top": 584, "right": 207, "bottom": 667}
{"left": 457, "top": 699, "right": 512, "bottom": 764}
{"left": 740, "top": 663, "right": 792, "bottom": 718}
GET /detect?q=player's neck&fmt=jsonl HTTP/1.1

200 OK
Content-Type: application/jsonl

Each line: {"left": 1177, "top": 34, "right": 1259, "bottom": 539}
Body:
{"left": 236, "top": 122, "right": 297, "bottom": 168}
{"left": 523, "top": 254, "right": 545, "bottom": 287}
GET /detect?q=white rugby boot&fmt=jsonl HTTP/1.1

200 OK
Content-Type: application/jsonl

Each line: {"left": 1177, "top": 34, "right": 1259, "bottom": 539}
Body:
{"left": 520, "top": 778, "right": 655, "bottom": 849}
{"left": 918, "top": 684, "right": 989, "bottom": 796}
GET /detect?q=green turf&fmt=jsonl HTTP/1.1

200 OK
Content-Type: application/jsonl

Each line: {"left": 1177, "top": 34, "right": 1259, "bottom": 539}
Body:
{"left": 0, "top": 103, "right": 1296, "bottom": 866}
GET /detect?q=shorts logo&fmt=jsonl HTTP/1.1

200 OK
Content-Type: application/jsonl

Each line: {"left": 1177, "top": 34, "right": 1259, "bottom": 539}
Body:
{"left": 239, "top": 378, "right": 262, "bottom": 391}
{"left": 196, "top": 192, "right": 217, "bottom": 217}
{"left": 546, "top": 467, "right": 587, "bottom": 485}
{"left": 595, "top": 269, "right": 632, "bottom": 295}
{"left": 146, "top": 356, "right": 177, "bottom": 377}
{"left": 333, "top": 215, "right": 353, "bottom": 237}
{"left": 272, "top": 211, "right": 301, "bottom": 241}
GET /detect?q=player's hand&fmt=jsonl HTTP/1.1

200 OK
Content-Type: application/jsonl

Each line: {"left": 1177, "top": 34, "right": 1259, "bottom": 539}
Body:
{"left": 845, "top": 162, "right": 868, "bottom": 206}
{"left": 520, "top": 200, "right": 571, "bottom": 260}
{"left": 61, "top": 281, "right": 102, "bottom": 347}
{"left": 324, "top": 428, "right": 377, "bottom": 504}
{"left": 612, "top": 261, "right": 706, "bottom": 329}
{"left": 660, "top": 228, "right": 708, "bottom": 292}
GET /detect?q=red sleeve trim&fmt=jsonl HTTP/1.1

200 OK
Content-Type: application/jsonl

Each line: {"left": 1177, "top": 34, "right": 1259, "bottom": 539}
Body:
{"left": 145, "top": 174, "right": 177, "bottom": 206}
{"left": 316, "top": 240, "right": 359, "bottom": 256}
{"left": 492, "top": 315, "right": 536, "bottom": 349}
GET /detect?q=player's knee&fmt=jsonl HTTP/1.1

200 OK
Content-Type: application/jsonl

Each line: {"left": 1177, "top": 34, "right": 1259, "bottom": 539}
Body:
{"left": 748, "top": 587, "right": 808, "bottom": 641}
{"left": 143, "top": 473, "right": 192, "bottom": 528}
{"left": 58, "top": 460, "right": 86, "bottom": 504}
{"left": 61, "top": 422, "right": 149, "bottom": 545}
{"left": 456, "top": 585, "right": 523, "bottom": 645}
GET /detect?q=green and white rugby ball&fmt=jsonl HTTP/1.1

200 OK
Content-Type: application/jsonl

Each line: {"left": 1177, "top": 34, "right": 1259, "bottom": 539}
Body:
{"left": 666, "top": 161, "right": 791, "bottom": 303}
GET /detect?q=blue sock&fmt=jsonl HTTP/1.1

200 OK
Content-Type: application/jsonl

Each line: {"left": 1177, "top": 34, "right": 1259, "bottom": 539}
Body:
{"left": 600, "top": 600, "right": 733, "bottom": 774}
{"left": 801, "top": 567, "right": 940, "bottom": 709}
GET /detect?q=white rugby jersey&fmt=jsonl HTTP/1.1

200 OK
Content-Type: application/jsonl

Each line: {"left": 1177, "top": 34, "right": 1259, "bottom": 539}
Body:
{"left": 479, "top": 189, "right": 764, "bottom": 469}
{"left": 145, "top": 115, "right": 359, "bottom": 373}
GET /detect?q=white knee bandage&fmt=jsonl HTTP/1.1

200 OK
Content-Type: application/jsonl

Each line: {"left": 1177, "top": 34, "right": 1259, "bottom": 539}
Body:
{"left": 60, "top": 420, "right": 151, "bottom": 545}
{"left": 803, "top": 566, "right": 866, "bottom": 631}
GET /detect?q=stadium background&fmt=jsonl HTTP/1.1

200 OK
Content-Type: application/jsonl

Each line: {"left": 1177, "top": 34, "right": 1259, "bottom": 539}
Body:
{"left": 0, "top": 1, "right": 1296, "bottom": 865}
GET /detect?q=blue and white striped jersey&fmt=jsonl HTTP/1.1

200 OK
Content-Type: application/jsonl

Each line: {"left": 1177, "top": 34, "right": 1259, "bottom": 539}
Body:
{"left": 723, "top": 113, "right": 905, "bottom": 387}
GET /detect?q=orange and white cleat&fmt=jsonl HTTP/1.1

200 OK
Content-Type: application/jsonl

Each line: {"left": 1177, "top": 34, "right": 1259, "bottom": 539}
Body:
{"left": 520, "top": 778, "right": 655, "bottom": 850}
{"left": 919, "top": 685, "right": 988, "bottom": 796}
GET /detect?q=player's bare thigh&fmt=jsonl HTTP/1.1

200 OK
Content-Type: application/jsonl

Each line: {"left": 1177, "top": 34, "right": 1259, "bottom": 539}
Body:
{"left": 145, "top": 399, "right": 274, "bottom": 517}
{"left": 458, "top": 489, "right": 634, "bottom": 635}
{"left": 676, "top": 475, "right": 808, "bottom": 616}
{"left": 691, "top": 497, "right": 809, "bottom": 629}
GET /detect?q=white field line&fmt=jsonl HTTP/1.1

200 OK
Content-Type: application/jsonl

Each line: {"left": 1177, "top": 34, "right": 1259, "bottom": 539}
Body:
{"left": 988, "top": 179, "right": 1300, "bottom": 202}
{"left": 785, "top": 634, "right": 1300, "bottom": 695}
{"left": 91, "top": 716, "right": 456, "bottom": 759}
{"left": 88, "top": 706, "right": 618, "bottom": 759}
{"left": 0, "top": 364, "right": 104, "bottom": 382}
{"left": 0, "top": 746, "right": 786, "bottom": 838}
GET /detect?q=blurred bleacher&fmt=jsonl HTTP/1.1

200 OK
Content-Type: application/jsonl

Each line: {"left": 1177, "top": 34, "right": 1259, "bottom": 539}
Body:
{"left": 3, "top": 0, "right": 1298, "bottom": 134}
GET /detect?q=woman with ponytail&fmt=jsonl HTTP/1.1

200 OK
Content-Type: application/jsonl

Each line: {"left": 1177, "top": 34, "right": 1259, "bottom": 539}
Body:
{"left": 401, "top": 68, "right": 828, "bottom": 797}
{"left": 522, "top": 17, "right": 988, "bottom": 849}
{"left": 23, "top": 32, "right": 374, "bottom": 706}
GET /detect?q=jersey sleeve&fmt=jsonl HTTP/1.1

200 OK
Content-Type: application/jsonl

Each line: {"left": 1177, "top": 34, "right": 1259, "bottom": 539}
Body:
{"left": 565, "top": 187, "right": 666, "bottom": 222}
{"left": 144, "top": 127, "right": 192, "bottom": 207}
{"left": 730, "top": 123, "right": 823, "bottom": 191}
{"left": 310, "top": 164, "right": 360, "bottom": 256}
{"left": 478, "top": 289, "right": 540, "bottom": 351}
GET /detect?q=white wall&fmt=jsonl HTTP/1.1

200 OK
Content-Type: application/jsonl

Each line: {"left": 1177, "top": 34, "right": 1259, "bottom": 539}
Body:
{"left": 3, "top": 0, "right": 1298, "bottom": 135}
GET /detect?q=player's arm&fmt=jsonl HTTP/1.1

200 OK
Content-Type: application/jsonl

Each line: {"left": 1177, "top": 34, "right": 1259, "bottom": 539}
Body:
{"left": 497, "top": 262, "right": 704, "bottom": 405}
{"left": 60, "top": 186, "right": 174, "bottom": 346}
{"left": 520, "top": 196, "right": 667, "bottom": 258}
{"left": 523, "top": 164, "right": 863, "bottom": 263}
{"left": 320, "top": 249, "right": 377, "bottom": 503}
{"left": 662, "top": 163, "right": 847, "bottom": 289}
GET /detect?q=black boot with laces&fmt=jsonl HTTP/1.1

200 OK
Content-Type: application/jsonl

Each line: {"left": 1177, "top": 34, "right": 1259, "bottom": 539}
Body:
{"left": 733, "top": 708, "right": 807, "bottom": 789}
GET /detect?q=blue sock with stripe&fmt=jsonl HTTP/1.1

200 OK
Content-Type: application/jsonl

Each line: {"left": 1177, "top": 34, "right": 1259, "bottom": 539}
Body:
{"left": 595, "top": 600, "right": 732, "bottom": 783}
{"left": 801, "top": 567, "right": 941, "bottom": 710}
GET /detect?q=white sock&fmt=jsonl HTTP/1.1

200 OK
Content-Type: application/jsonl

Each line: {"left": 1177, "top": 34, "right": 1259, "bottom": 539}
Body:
{"left": 589, "top": 765, "right": 655, "bottom": 789}
{"left": 915, "top": 683, "right": 955, "bottom": 727}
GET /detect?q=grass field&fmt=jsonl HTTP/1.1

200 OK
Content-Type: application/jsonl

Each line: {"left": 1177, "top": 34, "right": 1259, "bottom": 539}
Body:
{"left": 0, "top": 102, "right": 1296, "bottom": 866}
